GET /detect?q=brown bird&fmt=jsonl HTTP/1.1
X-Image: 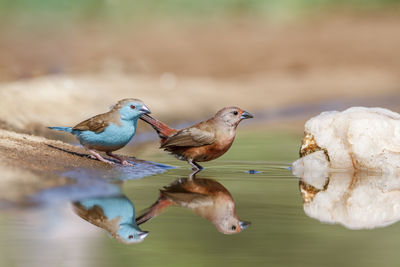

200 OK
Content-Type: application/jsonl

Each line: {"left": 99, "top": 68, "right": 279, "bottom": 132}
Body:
{"left": 136, "top": 176, "right": 251, "bottom": 235}
{"left": 140, "top": 107, "right": 253, "bottom": 170}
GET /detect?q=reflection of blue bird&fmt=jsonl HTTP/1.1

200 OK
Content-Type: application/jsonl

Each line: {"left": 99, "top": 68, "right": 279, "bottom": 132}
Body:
{"left": 49, "top": 98, "right": 151, "bottom": 165}
{"left": 73, "top": 195, "right": 149, "bottom": 244}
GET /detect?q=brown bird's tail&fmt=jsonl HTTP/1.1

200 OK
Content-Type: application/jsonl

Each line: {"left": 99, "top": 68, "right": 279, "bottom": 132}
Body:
{"left": 140, "top": 114, "right": 177, "bottom": 139}
{"left": 136, "top": 197, "right": 174, "bottom": 225}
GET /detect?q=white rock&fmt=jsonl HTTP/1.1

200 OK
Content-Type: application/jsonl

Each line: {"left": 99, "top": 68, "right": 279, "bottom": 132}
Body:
{"left": 302, "top": 107, "right": 400, "bottom": 173}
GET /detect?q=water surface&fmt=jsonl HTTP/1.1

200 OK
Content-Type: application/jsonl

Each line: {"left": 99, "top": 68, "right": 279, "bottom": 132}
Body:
{"left": 1, "top": 131, "right": 400, "bottom": 267}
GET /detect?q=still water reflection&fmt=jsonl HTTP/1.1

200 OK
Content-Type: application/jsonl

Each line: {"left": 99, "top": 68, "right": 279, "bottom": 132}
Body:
{"left": 136, "top": 173, "right": 251, "bottom": 235}
{"left": 4, "top": 158, "right": 400, "bottom": 266}
{"left": 296, "top": 170, "right": 400, "bottom": 230}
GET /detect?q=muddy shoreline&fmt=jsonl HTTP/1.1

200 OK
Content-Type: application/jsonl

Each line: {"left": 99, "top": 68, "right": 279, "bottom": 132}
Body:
{"left": 0, "top": 129, "right": 169, "bottom": 204}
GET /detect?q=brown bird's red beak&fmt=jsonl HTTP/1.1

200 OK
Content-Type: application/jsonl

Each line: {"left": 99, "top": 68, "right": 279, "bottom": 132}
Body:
{"left": 240, "top": 110, "right": 253, "bottom": 119}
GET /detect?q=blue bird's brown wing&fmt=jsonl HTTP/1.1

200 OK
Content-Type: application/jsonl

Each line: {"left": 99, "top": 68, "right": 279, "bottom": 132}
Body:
{"left": 72, "top": 202, "right": 120, "bottom": 235}
{"left": 72, "top": 111, "right": 119, "bottom": 133}
{"left": 161, "top": 127, "right": 215, "bottom": 148}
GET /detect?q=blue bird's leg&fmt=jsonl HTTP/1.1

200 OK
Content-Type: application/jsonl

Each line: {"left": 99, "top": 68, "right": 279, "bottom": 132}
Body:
{"left": 89, "top": 149, "right": 114, "bottom": 165}
{"left": 106, "top": 151, "right": 134, "bottom": 166}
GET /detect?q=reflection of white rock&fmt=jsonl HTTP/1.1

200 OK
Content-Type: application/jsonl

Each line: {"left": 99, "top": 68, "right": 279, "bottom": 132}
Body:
{"left": 296, "top": 170, "right": 400, "bottom": 230}
{"left": 292, "top": 151, "right": 329, "bottom": 189}
{"left": 299, "top": 107, "right": 400, "bottom": 173}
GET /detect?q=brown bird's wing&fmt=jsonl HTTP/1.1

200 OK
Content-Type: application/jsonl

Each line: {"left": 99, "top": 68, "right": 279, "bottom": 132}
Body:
{"left": 161, "top": 178, "right": 214, "bottom": 207}
{"left": 161, "top": 127, "right": 215, "bottom": 148}
{"left": 161, "top": 191, "right": 213, "bottom": 208}
{"left": 72, "top": 111, "right": 120, "bottom": 133}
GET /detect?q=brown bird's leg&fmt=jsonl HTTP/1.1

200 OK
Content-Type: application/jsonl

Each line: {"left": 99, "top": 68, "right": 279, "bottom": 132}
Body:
{"left": 189, "top": 169, "right": 200, "bottom": 179}
{"left": 88, "top": 149, "right": 115, "bottom": 165}
{"left": 106, "top": 151, "right": 134, "bottom": 166}
{"left": 188, "top": 160, "right": 203, "bottom": 171}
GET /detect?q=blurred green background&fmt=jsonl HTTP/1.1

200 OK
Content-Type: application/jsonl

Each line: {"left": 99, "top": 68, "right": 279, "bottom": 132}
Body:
{"left": 2, "top": 0, "right": 400, "bottom": 21}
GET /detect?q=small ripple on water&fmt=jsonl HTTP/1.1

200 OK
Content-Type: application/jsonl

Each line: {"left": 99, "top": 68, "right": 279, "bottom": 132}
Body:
{"left": 202, "top": 161, "right": 294, "bottom": 180}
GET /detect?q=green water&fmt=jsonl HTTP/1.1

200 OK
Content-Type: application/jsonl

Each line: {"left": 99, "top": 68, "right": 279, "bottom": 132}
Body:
{"left": 1, "top": 130, "right": 400, "bottom": 267}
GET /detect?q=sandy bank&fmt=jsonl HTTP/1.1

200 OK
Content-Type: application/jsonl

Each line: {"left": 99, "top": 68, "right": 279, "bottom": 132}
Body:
{"left": 0, "top": 129, "right": 160, "bottom": 205}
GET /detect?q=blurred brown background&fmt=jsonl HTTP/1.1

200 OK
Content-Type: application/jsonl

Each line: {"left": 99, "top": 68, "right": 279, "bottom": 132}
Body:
{"left": 1, "top": 0, "right": 400, "bottom": 134}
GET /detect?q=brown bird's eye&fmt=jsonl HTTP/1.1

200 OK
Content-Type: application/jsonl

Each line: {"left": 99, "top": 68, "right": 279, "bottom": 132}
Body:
{"left": 128, "top": 235, "right": 134, "bottom": 239}
{"left": 130, "top": 105, "right": 136, "bottom": 110}
{"left": 231, "top": 225, "right": 237, "bottom": 230}
{"left": 233, "top": 111, "right": 238, "bottom": 116}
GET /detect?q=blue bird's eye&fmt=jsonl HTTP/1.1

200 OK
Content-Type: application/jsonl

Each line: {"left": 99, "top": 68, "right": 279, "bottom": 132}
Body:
{"left": 128, "top": 235, "right": 134, "bottom": 239}
{"left": 130, "top": 105, "right": 136, "bottom": 110}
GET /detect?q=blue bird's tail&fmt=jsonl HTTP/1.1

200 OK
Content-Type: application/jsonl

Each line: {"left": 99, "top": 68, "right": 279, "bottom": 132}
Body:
{"left": 48, "top": 126, "right": 73, "bottom": 133}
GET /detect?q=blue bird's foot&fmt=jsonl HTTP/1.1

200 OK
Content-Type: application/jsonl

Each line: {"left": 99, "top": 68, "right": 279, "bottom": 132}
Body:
{"left": 121, "top": 160, "right": 134, "bottom": 167}
{"left": 106, "top": 151, "right": 134, "bottom": 167}
{"left": 89, "top": 149, "right": 115, "bottom": 165}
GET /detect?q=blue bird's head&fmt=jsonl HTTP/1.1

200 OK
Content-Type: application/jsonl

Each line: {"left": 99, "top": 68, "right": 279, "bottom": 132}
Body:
{"left": 113, "top": 98, "right": 151, "bottom": 121}
{"left": 116, "top": 223, "right": 149, "bottom": 244}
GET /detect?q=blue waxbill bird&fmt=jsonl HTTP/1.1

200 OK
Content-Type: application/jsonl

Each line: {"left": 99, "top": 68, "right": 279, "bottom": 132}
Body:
{"left": 73, "top": 195, "right": 149, "bottom": 244}
{"left": 49, "top": 98, "right": 150, "bottom": 166}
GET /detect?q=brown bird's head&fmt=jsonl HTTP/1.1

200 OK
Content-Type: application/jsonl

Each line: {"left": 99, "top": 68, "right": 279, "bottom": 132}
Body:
{"left": 214, "top": 107, "right": 253, "bottom": 127}
{"left": 211, "top": 202, "right": 251, "bottom": 235}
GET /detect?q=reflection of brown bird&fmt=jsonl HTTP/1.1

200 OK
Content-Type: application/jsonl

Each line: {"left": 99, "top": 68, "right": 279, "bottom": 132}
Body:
{"left": 136, "top": 177, "right": 250, "bottom": 235}
{"left": 140, "top": 107, "right": 253, "bottom": 170}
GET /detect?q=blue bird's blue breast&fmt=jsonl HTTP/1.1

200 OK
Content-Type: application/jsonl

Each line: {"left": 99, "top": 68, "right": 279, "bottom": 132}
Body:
{"left": 75, "top": 120, "right": 137, "bottom": 151}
